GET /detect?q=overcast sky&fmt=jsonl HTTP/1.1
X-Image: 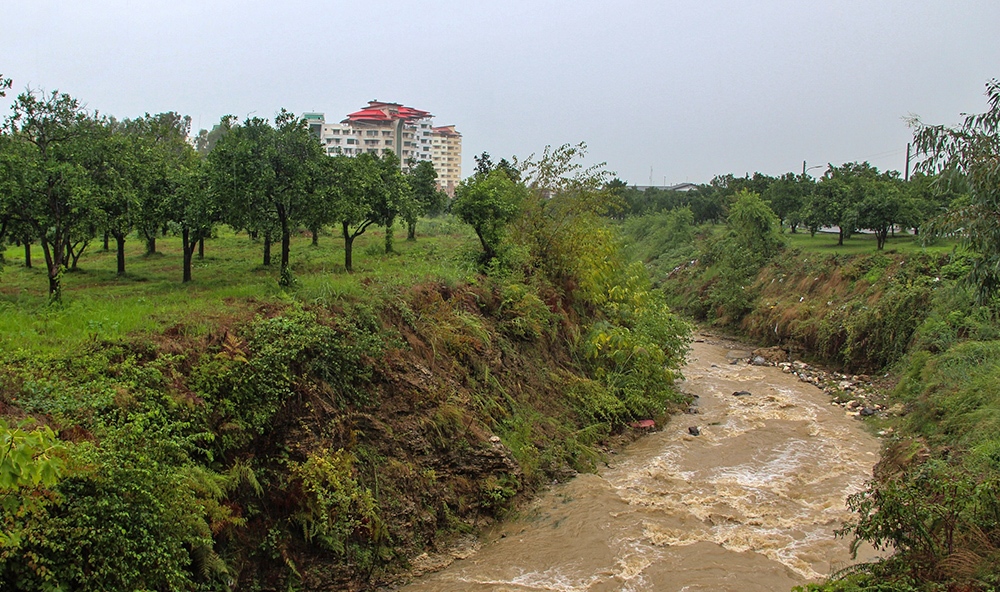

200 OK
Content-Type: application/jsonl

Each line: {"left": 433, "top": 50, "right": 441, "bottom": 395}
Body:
{"left": 3, "top": 1, "right": 998, "bottom": 185}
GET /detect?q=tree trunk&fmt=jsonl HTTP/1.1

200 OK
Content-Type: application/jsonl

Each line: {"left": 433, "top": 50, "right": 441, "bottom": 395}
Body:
{"left": 103, "top": 231, "right": 110, "bottom": 251}
{"left": 68, "top": 237, "right": 89, "bottom": 271}
{"left": 837, "top": 228, "right": 845, "bottom": 246}
{"left": 407, "top": 221, "right": 416, "bottom": 241}
{"left": 23, "top": 239, "right": 31, "bottom": 269}
{"left": 198, "top": 236, "right": 205, "bottom": 259}
{"left": 145, "top": 234, "right": 156, "bottom": 256}
{"left": 311, "top": 227, "right": 319, "bottom": 246}
{"left": 475, "top": 227, "right": 495, "bottom": 261}
{"left": 263, "top": 232, "right": 272, "bottom": 266}
{"left": 41, "top": 237, "right": 63, "bottom": 302}
{"left": 182, "top": 227, "right": 193, "bottom": 283}
{"left": 279, "top": 209, "right": 291, "bottom": 286}
{"left": 384, "top": 223, "right": 394, "bottom": 254}
{"left": 113, "top": 231, "right": 126, "bottom": 276}
{"left": 876, "top": 229, "right": 888, "bottom": 250}
{"left": 343, "top": 222, "right": 354, "bottom": 273}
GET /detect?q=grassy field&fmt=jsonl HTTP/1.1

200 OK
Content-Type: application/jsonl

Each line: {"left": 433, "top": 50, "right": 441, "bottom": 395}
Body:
{"left": 0, "top": 217, "right": 479, "bottom": 355}
{"left": 784, "top": 229, "right": 959, "bottom": 256}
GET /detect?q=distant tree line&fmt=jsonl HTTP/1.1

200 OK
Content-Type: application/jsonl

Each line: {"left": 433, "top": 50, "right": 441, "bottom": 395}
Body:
{"left": 611, "top": 162, "right": 966, "bottom": 250}
{"left": 0, "top": 85, "right": 448, "bottom": 300}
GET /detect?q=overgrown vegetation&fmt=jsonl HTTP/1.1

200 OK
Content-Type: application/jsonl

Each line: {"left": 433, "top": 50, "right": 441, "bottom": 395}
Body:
{"left": 0, "top": 116, "right": 689, "bottom": 589}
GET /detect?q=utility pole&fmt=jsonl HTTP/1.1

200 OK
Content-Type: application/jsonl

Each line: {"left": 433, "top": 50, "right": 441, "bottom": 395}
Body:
{"left": 905, "top": 142, "right": 911, "bottom": 181}
{"left": 802, "top": 160, "right": 807, "bottom": 176}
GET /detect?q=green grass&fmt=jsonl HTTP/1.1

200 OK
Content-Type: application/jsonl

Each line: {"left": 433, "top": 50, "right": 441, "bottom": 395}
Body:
{"left": 0, "top": 218, "right": 478, "bottom": 355}
{"left": 784, "top": 230, "right": 959, "bottom": 256}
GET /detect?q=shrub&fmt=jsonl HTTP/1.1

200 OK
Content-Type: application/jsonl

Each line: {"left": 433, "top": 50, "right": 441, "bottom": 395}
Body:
{"left": 288, "top": 448, "right": 388, "bottom": 571}
{"left": 0, "top": 419, "right": 232, "bottom": 591}
{"left": 190, "top": 306, "right": 383, "bottom": 451}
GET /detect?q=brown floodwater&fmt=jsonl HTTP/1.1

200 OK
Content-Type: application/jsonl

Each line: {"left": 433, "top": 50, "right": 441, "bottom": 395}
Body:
{"left": 397, "top": 335, "right": 881, "bottom": 591}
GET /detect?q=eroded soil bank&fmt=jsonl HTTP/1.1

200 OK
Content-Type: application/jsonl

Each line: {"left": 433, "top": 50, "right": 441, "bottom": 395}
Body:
{"left": 396, "top": 334, "right": 882, "bottom": 591}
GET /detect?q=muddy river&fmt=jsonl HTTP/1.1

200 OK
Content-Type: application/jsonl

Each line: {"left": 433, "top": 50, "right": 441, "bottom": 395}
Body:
{"left": 398, "top": 334, "right": 881, "bottom": 591}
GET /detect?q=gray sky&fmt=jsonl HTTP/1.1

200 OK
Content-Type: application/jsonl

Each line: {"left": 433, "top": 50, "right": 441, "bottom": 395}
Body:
{"left": 3, "top": 0, "right": 998, "bottom": 185}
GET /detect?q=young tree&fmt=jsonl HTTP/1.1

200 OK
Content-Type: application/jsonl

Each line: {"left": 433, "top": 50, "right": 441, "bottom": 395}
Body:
{"left": 911, "top": 78, "right": 1000, "bottom": 303}
{"left": 1, "top": 89, "right": 94, "bottom": 300}
{"left": 726, "top": 189, "right": 785, "bottom": 259}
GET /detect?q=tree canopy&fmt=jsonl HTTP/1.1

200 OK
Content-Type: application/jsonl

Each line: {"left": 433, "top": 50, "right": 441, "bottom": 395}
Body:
{"left": 1, "top": 89, "right": 94, "bottom": 300}
{"left": 912, "top": 78, "right": 1000, "bottom": 303}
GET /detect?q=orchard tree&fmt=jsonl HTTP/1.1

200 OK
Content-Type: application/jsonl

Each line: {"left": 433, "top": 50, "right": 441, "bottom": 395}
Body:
{"left": 856, "top": 171, "right": 905, "bottom": 250}
{"left": 326, "top": 153, "right": 381, "bottom": 272}
{"left": 911, "top": 78, "right": 1000, "bottom": 303}
{"left": 209, "top": 111, "right": 323, "bottom": 284}
{"left": 403, "top": 160, "right": 445, "bottom": 240}
{"left": 83, "top": 117, "right": 140, "bottom": 276}
{"left": 0, "top": 74, "right": 9, "bottom": 256}
{"left": 132, "top": 112, "right": 195, "bottom": 256}
{"left": 1, "top": 89, "right": 94, "bottom": 300}
{"left": 208, "top": 116, "right": 278, "bottom": 267}
{"left": 452, "top": 168, "right": 527, "bottom": 263}
{"left": 170, "top": 159, "right": 216, "bottom": 282}
{"left": 270, "top": 109, "right": 326, "bottom": 284}
{"left": 193, "top": 122, "right": 229, "bottom": 156}
{"left": 905, "top": 171, "right": 967, "bottom": 234}
{"left": 764, "top": 172, "right": 812, "bottom": 232}
{"left": 372, "top": 152, "right": 412, "bottom": 254}
{"left": 809, "top": 162, "right": 873, "bottom": 245}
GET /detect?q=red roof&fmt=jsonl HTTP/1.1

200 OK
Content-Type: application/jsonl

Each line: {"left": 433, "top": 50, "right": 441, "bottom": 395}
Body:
{"left": 344, "top": 101, "right": 432, "bottom": 124}
{"left": 432, "top": 125, "right": 461, "bottom": 137}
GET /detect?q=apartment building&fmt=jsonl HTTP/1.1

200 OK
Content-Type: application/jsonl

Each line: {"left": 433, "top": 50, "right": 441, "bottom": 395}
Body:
{"left": 304, "top": 101, "right": 462, "bottom": 194}
{"left": 431, "top": 125, "right": 462, "bottom": 196}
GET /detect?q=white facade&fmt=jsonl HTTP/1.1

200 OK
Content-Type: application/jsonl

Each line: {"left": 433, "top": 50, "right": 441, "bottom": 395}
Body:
{"left": 305, "top": 103, "right": 461, "bottom": 193}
